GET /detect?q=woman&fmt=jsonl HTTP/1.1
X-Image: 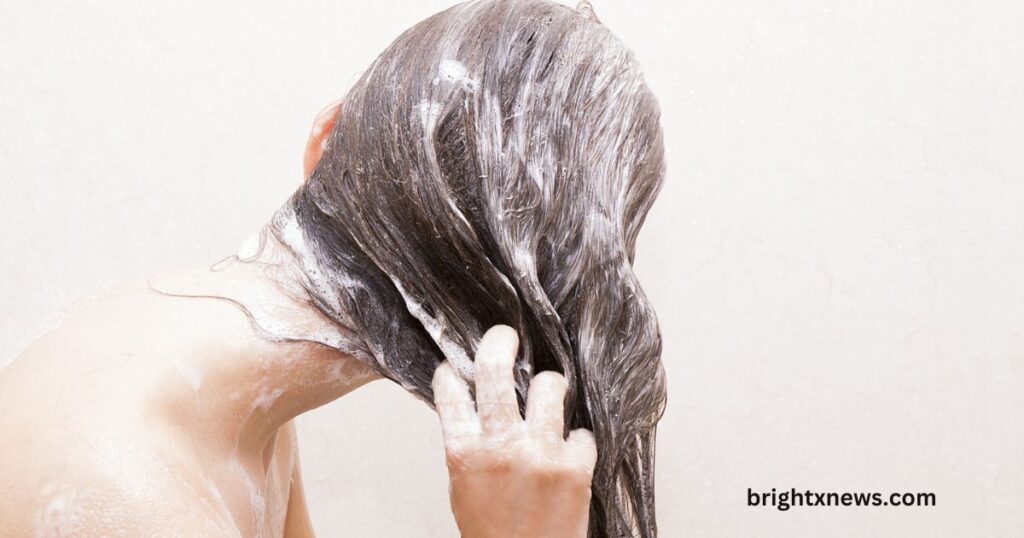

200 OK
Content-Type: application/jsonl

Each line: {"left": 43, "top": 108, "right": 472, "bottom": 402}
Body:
{"left": 0, "top": 0, "right": 666, "bottom": 536}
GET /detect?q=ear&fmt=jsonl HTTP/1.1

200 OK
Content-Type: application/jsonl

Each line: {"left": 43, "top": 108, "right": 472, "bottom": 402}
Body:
{"left": 303, "top": 99, "right": 343, "bottom": 179}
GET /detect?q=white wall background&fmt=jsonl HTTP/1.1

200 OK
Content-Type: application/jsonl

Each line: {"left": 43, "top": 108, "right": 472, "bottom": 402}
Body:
{"left": 2, "top": 1, "right": 1022, "bottom": 536}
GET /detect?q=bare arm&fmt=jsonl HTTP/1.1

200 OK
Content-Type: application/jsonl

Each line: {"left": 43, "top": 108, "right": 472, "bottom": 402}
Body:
{"left": 284, "top": 451, "right": 317, "bottom": 538}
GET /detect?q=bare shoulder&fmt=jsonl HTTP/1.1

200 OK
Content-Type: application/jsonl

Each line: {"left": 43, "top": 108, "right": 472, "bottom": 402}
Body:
{"left": 0, "top": 276, "right": 317, "bottom": 538}
{"left": 0, "top": 281, "right": 251, "bottom": 537}
{"left": 0, "top": 429, "right": 241, "bottom": 537}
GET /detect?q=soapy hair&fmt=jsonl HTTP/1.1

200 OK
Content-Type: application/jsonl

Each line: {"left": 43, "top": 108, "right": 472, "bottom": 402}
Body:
{"left": 269, "top": 1, "right": 666, "bottom": 535}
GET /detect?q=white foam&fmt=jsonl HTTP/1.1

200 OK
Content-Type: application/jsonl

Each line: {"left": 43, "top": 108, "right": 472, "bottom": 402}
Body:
{"left": 34, "top": 487, "right": 82, "bottom": 537}
{"left": 230, "top": 459, "right": 266, "bottom": 537}
{"left": 391, "top": 279, "right": 474, "bottom": 382}
{"left": 274, "top": 208, "right": 363, "bottom": 312}
{"left": 175, "top": 358, "right": 204, "bottom": 391}
{"left": 438, "top": 59, "right": 478, "bottom": 90}
{"left": 252, "top": 386, "right": 284, "bottom": 412}
{"left": 237, "top": 232, "right": 262, "bottom": 260}
{"left": 418, "top": 100, "right": 442, "bottom": 129}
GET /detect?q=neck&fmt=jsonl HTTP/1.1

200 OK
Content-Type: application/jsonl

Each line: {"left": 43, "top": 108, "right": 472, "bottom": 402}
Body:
{"left": 149, "top": 227, "right": 381, "bottom": 463}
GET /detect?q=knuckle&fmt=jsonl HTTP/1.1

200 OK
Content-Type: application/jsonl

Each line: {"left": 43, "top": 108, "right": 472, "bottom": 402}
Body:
{"left": 523, "top": 459, "right": 557, "bottom": 479}
{"left": 487, "top": 457, "right": 514, "bottom": 473}
{"left": 524, "top": 457, "right": 592, "bottom": 487}
{"left": 444, "top": 451, "right": 463, "bottom": 469}
{"left": 444, "top": 439, "right": 476, "bottom": 464}
{"left": 447, "top": 439, "right": 519, "bottom": 474}
{"left": 478, "top": 350, "right": 515, "bottom": 372}
{"left": 477, "top": 401, "right": 520, "bottom": 420}
{"left": 520, "top": 448, "right": 562, "bottom": 473}
{"left": 444, "top": 448, "right": 471, "bottom": 469}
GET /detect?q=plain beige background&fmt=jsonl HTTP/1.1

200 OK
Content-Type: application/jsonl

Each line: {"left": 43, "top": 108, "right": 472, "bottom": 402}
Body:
{"left": 2, "top": 0, "right": 1022, "bottom": 536}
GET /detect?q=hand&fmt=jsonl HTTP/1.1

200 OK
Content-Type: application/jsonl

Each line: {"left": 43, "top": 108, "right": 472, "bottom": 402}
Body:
{"left": 431, "top": 325, "right": 597, "bottom": 538}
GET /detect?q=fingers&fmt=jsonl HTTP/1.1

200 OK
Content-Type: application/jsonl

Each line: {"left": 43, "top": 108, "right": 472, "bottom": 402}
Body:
{"left": 566, "top": 428, "right": 599, "bottom": 469}
{"left": 525, "top": 371, "right": 568, "bottom": 438}
{"left": 432, "top": 361, "right": 480, "bottom": 440}
{"left": 474, "top": 325, "right": 522, "bottom": 434}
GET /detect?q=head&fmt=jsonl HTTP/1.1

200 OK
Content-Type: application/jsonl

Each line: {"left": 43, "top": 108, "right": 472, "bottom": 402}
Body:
{"left": 279, "top": 1, "right": 666, "bottom": 535}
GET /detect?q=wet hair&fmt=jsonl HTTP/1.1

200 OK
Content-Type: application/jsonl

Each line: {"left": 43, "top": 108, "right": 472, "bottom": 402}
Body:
{"left": 271, "top": 1, "right": 666, "bottom": 535}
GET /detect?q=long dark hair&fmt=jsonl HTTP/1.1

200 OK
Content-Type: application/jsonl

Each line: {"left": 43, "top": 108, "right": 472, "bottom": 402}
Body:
{"left": 272, "top": 1, "right": 666, "bottom": 535}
